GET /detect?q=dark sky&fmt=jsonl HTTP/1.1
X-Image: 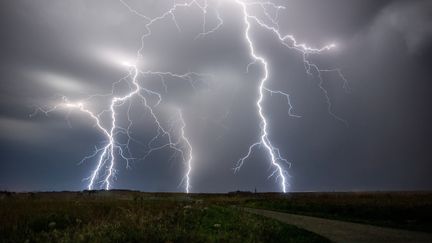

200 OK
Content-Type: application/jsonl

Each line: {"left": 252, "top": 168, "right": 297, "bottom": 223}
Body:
{"left": 0, "top": 0, "right": 431, "bottom": 192}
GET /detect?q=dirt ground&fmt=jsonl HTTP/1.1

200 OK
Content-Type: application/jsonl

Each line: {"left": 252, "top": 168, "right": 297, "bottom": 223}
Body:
{"left": 245, "top": 208, "right": 432, "bottom": 243}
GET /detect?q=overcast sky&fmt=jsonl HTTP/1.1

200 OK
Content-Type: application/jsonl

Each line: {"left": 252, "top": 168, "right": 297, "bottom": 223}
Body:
{"left": 0, "top": 0, "right": 431, "bottom": 192}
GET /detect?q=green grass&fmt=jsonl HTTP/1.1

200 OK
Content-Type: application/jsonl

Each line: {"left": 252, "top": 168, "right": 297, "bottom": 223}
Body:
{"left": 243, "top": 192, "right": 432, "bottom": 232}
{"left": 0, "top": 193, "right": 329, "bottom": 243}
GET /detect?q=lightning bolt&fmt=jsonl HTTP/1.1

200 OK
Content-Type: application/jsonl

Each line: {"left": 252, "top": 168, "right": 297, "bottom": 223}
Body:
{"left": 34, "top": 0, "right": 347, "bottom": 193}
{"left": 36, "top": 65, "right": 199, "bottom": 192}
{"left": 231, "top": 0, "right": 348, "bottom": 192}
{"left": 178, "top": 110, "right": 193, "bottom": 193}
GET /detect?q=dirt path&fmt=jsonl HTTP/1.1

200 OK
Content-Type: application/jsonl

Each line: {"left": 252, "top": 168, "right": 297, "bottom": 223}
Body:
{"left": 244, "top": 208, "right": 432, "bottom": 243}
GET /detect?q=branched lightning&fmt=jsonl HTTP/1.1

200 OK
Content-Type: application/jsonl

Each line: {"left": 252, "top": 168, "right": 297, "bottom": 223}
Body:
{"left": 35, "top": 0, "right": 348, "bottom": 193}
{"left": 36, "top": 65, "right": 200, "bottom": 192}
{"left": 232, "top": 0, "right": 348, "bottom": 192}
{"left": 35, "top": 0, "right": 221, "bottom": 193}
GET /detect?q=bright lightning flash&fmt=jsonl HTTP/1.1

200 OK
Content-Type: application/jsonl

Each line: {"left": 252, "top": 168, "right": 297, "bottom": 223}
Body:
{"left": 231, "top": 0, "right": 348, "bottom": 192}
{"left": 36, "top": 61, "right": 203, "bottom": 192}
{"left": 35, "top": 0, "right": 348, "bottom": 193}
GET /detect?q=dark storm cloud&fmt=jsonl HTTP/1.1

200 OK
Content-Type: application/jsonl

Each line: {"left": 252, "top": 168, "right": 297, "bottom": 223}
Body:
{"left": 0, "top": 0, "right": 431, "bottom": 192}
{"left": 377, "top": 0, "right": 432, "bottom": 55}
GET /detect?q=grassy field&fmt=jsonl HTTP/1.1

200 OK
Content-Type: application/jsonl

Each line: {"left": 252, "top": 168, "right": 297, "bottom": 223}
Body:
{"left": 0, "top": 191, "right": 328, "bottom": 243}
{"left": 242, "top": 191, "right": 432, "bottom": 232}
{"left": 1, "top": 191, "right": 431, "bottom": 242}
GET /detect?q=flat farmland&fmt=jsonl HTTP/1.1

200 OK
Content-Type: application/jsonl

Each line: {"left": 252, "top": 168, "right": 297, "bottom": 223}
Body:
{"left": 1, "top": 191, "right": 431, "bottom": 242}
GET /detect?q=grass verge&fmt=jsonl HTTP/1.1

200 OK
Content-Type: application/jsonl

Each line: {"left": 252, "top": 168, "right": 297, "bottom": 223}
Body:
{"left": 0, "top": 194, "right": 329, "bottom": 242}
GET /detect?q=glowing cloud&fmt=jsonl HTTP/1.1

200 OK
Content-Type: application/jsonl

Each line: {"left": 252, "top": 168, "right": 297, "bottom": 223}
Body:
{"left": 35, "top": 0, "right": 347, "bottom": 193}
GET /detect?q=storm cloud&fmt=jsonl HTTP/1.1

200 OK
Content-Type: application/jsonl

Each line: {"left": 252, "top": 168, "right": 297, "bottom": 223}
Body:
{"left": 0, "top": 0, "right": 431, "bottom": 192}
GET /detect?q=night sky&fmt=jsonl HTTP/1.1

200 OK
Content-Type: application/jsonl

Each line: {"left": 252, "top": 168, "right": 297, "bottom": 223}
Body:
{"left": 0, "top": 0, "right": 431, "bottom": 192}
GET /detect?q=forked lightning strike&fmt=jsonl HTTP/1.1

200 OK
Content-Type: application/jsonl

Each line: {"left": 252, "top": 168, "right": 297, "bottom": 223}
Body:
{"left": 36, "top": 0, "right": 347, "bottom": 193}
{"left": 230, "top": 0, "right": 347, "bottom": 192}
{"left": 36, "top": 64, "right": 200, "bottom": 192}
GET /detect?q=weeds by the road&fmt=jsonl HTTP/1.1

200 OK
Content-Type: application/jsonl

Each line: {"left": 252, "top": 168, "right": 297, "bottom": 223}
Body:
{"left": 244, "top": 192, "right": 432, "bottom": 232}
{"left": 0, "top": 193, "right": 328, "bottom": 242}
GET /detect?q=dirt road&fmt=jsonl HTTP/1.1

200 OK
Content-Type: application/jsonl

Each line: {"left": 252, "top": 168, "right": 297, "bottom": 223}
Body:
{"left": 244, "top": 208, "right": 432, "bottom": 243}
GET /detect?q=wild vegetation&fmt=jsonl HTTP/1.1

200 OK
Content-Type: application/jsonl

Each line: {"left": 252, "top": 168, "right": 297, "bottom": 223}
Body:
{"left": 2, "top": 190, "right": 430, "bottom": 242}
{"left": 243, "top": 192, "right": 432, "bottom": 232}
{"left": 0, "top": 191, "right": 328, "bottom": 243}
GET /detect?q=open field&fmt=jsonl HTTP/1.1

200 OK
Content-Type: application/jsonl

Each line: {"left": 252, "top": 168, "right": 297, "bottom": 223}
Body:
{"left": 245, "top": 208, "right": 432, "bottom": 243}
{"left": 0, "top": 191, "right": 327, "bottom": 243}
{"left": 1, "top": 191, "right": 431, "bottom": 242}
{"left": 242, "top": 191, "right": 432, "bottom": 232}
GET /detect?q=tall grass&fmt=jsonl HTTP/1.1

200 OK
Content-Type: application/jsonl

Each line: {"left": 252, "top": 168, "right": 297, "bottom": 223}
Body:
{"left": 0, "top": 193, "right": 328, "bottom": 242}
